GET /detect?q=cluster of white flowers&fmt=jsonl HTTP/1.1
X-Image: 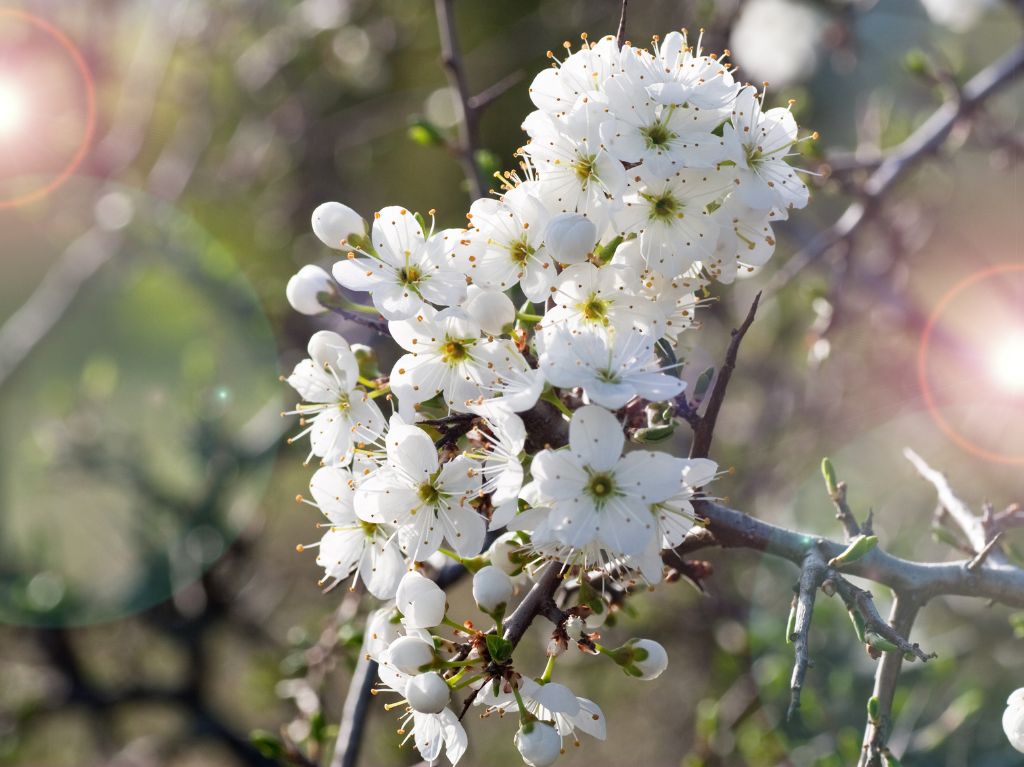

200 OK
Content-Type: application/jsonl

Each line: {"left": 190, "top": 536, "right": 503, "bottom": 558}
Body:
{"left": 283, "top": 29, "right": 810, "bottom": 766}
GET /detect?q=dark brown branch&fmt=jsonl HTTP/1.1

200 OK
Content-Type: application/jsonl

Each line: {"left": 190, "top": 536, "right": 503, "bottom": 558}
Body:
{"left": 615, "top": 0, "right": 629, "bottom": 48}
{"left": 503, "top": 560, "right": 564, "bottom": 647}
{"left": 434, "top": 0, "right": 487, "bottom": 199}
{"left": 689, "top": 292, "right": 761, "bottom": 459}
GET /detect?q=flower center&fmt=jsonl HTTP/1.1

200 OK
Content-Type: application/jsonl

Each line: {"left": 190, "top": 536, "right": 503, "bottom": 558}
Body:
{"left": 442, "top": 339, "right": 470, "bottom": 363}
{"left": 417, "top": 482, "right": 441, "bottom": 505}
{"left": 580, "top": 294, "right": 609, "bottom": 322}
{"left": 511, "top": 239, "right": 534, "bottom": 266}
{"left": 642, "top": 191, "right": 683, "bottom": 223}
{"left": 641, "top": 121, "right": 675, "bottom": 149}
{"left": 573, "top": 153, "right": 598, "bottom": 185}
{"left": 359, "top": 520, "right": 379, "bottom": 536}
{"left": 586, "top": 472, "right": 616, "bottom": 502}
{"left": 399, "top": 265, "right": 423, "bottom": 286}
{"left": 743, "top": 142, "right": 763, "bottom": 167}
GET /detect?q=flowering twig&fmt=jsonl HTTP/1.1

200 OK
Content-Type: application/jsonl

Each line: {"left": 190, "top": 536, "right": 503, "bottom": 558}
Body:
{"left": 330, "top": 652, "right": 377, "bottom": 767}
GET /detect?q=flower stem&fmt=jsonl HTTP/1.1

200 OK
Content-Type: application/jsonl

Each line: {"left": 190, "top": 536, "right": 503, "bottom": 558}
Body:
{"left": 539, "top": 654, "right": 556, "bottom": 683}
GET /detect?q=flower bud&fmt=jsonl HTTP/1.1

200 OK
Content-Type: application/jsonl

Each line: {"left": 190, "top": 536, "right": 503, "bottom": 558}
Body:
{"left": 311, "top": 202, "right": 365, "bottom": 249}
{"left": 472, "top": 565, "right": 514, "bottom": 614}
{"left": 544, "top": 213, "right": 596, "bottom": 265}
{"left": 514, "top": 720, "right": 562, "bottom": 767}
{"left": 286, "top": 265, "right": 333, "bottom": 315}
{"left": 307, "top": 330, "right": 350, "bottom": 370}
{"left": 627, "top": 638, "right": 668, "bottom": 680}
{"left": 396, "top": 571, "right": 446, "bottom": 629}
{"left": 386, "top": 635, "right": 436, "bottom": 674}
{"left": 406, "top": 671, "right": 450, "bottom": 714}
{"left": 462, "top": 286, "right": 515, "bottom": 335}
{"left": 564, "top": 615, "right": 586, "bottom": 642}
{"left": 1004, "top": 688, "right": 1024, "bottom": 753}
{"left": 488, "top": 532, "right": 521, "bottom": 576}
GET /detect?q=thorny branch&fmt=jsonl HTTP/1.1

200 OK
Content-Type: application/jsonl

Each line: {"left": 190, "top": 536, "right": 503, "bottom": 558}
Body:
{"left": 788, "top": 545, "right": 828, "bottom": 720}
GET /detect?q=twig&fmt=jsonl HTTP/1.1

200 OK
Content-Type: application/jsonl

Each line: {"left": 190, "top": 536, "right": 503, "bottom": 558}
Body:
{"left": 967, "top": 533, "right": 1004, "bottom": 572}
{"left": 689, "top": 292, "right": 761, "bottom": 459}
{"left": 904, "top": 448, "right": 1008, "bottom": 566}
{"left": 467, "top": 71, "right": 524, "bottom": 111}
{"left": 830, "top": 480, "right": 861, "bottom": 540}
{"left": 771, "top": 41, "right": 1024, "bottom": 290}
{"left": 834, "top": 579, "right": 934, "bottom": 663}
{"left": 615, "top": 0, "right": 629, "bottom": 47}
{"left": 434, "top": 0, "right": 487, "bottom": 199}
{"left": 857, "top": 595, "right": 921, "bottom": 767}
{"left": 0, "top": 231, "right": 122, "bottom": 388}
{"left": 788, "top": 545, "right": 828, "bottom": 720}
{"left": 503, "top": 560, "right": 564, "bottom": 646}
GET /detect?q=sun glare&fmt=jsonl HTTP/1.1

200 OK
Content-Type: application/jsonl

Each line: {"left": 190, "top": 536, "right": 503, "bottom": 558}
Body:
{"left": 990, "top": 331, "right": 1024, "bottom": 395}
{"left": 0, "top": 79, "right": 26, "bottom": 137}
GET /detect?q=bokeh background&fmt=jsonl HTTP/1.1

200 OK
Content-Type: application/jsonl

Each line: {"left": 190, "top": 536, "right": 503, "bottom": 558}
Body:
{"left": 0, "top": 0, "right": 1022, "bottom": 765}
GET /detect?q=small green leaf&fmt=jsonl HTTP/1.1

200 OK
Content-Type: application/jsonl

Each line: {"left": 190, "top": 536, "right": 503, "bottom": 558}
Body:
{"left": 821, "top": 457, "right": 838, "bottom": 495}
{"left": 828, "top": 535, "right": 878, "bottom": 568}
{"left": 693, "top": 367, "right": 715, "bottom": 403}
{"left": 864, "top": 631, "right": 901, "bottom": 654}
{"left": 847, "top": 608, "right": 866, "bottom": 643}
{"left": 408, "top": 116, "right": 446, "bottom": 146}
{"left": 485, "top": 634, "right": 514, "bottom": 664}
{"left": 867, "top": 696, "right": 880, "bottom": 725}
{"left": 596, "top": 235, "right": 624, "bottom": 263}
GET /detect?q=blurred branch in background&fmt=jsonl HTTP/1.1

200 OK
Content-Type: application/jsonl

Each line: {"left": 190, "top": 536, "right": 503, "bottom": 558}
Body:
{"left": 773, "top": 40, "right": 1024, "bottom": 292}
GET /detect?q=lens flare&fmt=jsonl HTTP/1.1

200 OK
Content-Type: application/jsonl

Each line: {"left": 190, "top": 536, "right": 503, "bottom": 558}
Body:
{"left": 0, "top": 79, "right": 26, "bottom": 137}
{"left": 918, "top": 263, "right": 1024, "bottom": 466}
{"left": 990, "top": 332, "right": 1024, "bottom": 396}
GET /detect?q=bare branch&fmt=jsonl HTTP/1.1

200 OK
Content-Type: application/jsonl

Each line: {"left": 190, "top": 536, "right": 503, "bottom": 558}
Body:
{"left": 468, "top": 71, "right": 524, "bottom": 112}
{"left": 434, "top": 0, "right": 486, "bottom": 199}
{"left": 772, "top": 41, "right": 1024, "bottom": 289}
{"left": 788, "top": 545, "right": 828, "bottom": 720}
{"left": 904, "top": 448, "right": 1008, "bottom": 566}
{"left": 689, "top": 291, "right": 761, "bottom": 459}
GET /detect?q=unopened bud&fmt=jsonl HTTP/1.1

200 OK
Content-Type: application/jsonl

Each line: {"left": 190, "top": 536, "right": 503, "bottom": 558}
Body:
{"left": 515, "top": 720, "right": 561, "bottom": 767}
{"left": 312, "top": 202, "right": 366, "bottom": 249}
{"left": 544, "top": 213, "right": 596, "bottom": 265}
{"left": 472, "top": 565, "right": 514, "bottom": 614}
{"left": 286, "top": 264, "right": 333, "bottom": 315}
{"left": 406, "top": 672, "right": 450, "bottom": 714}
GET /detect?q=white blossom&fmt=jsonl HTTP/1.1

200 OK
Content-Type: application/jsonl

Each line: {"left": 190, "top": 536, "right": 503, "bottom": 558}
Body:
{"left": 332, "top": 206, "right": 467, "bottom": 320}
{"left": 529, "top": 405, "right": 689, "bottom": 556}
{"left": 285, "top": 331, "right": 385, "bottom": 465}
{"left": 1004, "top": 688, "right": 1024, "bottom": 753}
{"left": 356, "top": 423, "right": 484, "bottom": 561}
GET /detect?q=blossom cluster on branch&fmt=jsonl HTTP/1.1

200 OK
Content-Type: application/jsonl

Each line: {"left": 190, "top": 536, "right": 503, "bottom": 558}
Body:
{"left": 282, "top": 29, "right": 812, "bottom": 766}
